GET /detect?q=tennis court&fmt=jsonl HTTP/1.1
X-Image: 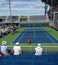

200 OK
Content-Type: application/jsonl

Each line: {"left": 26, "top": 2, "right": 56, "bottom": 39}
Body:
{"left": 0, "top": 52, "right": 58, "bottom": 65}
{"left": 13, "top": 28, "right": 58, "bottom": 43}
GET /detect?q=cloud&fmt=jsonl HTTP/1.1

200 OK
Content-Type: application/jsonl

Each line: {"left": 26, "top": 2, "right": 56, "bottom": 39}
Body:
{"left": 0, "top": 1, "right": 45, "bottom": 10}
{"left": 0, "top": 0, "right": 45, "bottom": 15}
{"left": 0, "top": 7, "right": 44, "bottom": 11}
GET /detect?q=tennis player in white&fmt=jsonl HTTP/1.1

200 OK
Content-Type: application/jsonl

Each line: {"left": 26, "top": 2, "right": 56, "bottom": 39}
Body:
{"left": 13, "top": 42, "right": 22, "bottom": 55}
{"left": 35, "top": 44, "right": 43, "bottom": 55}
{"left": 0, "top": 41, "right": 9, "bottom": 56}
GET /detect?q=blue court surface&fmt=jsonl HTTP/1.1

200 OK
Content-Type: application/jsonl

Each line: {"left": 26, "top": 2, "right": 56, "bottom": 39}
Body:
{"left": 13, "top": 29, "right": 58, "bottom": 43}
{"left": 0, "top": 52, "right": 58, "bottom": 65}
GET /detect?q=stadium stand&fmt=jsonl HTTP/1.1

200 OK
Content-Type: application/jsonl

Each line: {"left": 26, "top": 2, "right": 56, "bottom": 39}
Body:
{"left": 0, "top": 15, "right": 49, "bottom": 23}
{"left": 48, "top": 5, "right": 58, "bottom": 30}
{"left": 0, "top": 24, "right": 17, "bottom": 38}
{"left": 30, "top": 15, "right": 48, "bottom": 22}
{"left": 19, "top": 23, "right": 49, "bottom": 27}
{"left": 30, "top": 15, "right": 46, "bottom": 20}
{"left": 0, "top": 16, "right": 6, "bottom": 23}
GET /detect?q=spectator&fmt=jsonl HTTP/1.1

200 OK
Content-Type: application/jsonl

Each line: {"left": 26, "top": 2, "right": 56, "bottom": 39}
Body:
{"left": 0, "top": 29, "right": 2, "bottom": 37}
{"left": 0, "top": 41, "right": 11, "bottom": 56}
{"left": 13, "top": 42, "right": 22, "bottom": 55}
{"left": 35, "top": 44, "right": 43, "bottom": 55}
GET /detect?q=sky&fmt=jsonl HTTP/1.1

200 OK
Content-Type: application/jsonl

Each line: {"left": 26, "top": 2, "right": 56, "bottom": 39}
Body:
{"left": 0, "top": 0, "right": 49, "bottom": 16}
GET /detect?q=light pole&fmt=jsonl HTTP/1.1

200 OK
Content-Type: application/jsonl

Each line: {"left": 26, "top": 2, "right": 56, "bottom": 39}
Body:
{"left": 9, "top": 0, "right": 12, "bottom": 23}
{"left": 51, "top": 0, "right": 53, "bottom": 21}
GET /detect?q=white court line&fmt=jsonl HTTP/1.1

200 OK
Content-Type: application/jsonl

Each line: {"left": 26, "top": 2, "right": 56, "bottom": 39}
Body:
{"left": 3, "top": 46, "right": 58, "bottom": 47}
{"left": 20, "top": 46, "right": 58, "bottom": 47}
{"left": 45, "top": 32, "right": 55, "bottom": 43}
{"left": 18, "top": 31, "right": 26, "bottom": 42}
{"left": 34, "top": 30, "right": 35, "bottom": 38}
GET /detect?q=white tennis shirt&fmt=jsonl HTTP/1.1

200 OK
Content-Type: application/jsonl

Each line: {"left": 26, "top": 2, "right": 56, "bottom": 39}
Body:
{"left": 13, "top": 46, "right": 21, "bottom": 55}
{"left": 35, "top": 46, "right": 43, "bottom": 55}
{"left": 0, "top": 45, "right": 8, "bottom": 54}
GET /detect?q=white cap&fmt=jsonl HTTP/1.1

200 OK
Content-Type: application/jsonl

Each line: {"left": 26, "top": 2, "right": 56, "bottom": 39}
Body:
{"left": 16, "top": 42, "right": 19, "bottom": 45}
{"left": 38, "top": 44, "right": 41, "bottom": 46}
{"left": 2, "top": 41, "right": 7, "bottom": 45}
